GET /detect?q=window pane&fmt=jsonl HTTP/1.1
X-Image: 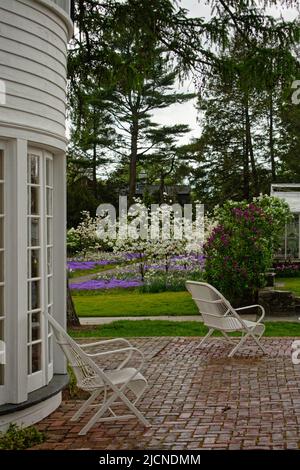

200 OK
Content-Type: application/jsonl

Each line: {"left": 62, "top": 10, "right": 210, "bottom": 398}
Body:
{"left": 287, "top": 215, "right": 299, "bottom": 258}
{"left": 27, "top": 282, "right": 31, "bottom": 311}
{"left": 46, "top": 188, "right": 52, "bottom": 215}
{"left": 31, "top": 218, "right": 40, "bottom": 247}
{"left": 0, "top": 150, "right": 3, "bottom": 180}
{"left": 29, "top": 249, "right": 40, "bottom": 279}
{"left": 0, "top": 251, "right": 3, "bottom": 283}
{"left": 47, "top": 218, "right": 52, "bottom": 244}
{"left": 47, "top": 247, "right": 52, "bottom": 275}
{"left": 0, "top": 287, "right": 3, "bottom": 316}
{"left": 0, "top": 184, "right": 3, "bottom": 214}
{"left": 47, "top": 277, "right": 53, "bottom": 305}
{"left": 32, "top": 343, "right": 42, "bottom": 373}
{"left": 29, "top": 155, "right": 39, "bottom": 184}
{"left": 32, "top": 312, "right": 41, "bottom": 341}
{"left": 31, "top": 280, "right": 40, "bottom": 309}
{"left": 0, "top": 217, "right": 3, "bottom": 249}
{"left": 46, "top": 158, "right": 53, "bottom": 186}
{"left": 30, "top": 187, "right": 39, "bottom": 215}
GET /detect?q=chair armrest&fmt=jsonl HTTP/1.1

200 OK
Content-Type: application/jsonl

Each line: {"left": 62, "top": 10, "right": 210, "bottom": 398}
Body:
{"left": 87, "top": 347, "right": 145, "bottom": 371}
{"left": 235, "top": 304, "right": 265, "bottom": 323}
{"left": 79, "top": 338, "right": 133, "bottom": 349}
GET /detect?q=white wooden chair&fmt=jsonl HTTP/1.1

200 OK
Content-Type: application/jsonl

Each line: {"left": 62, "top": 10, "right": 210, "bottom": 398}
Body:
{"left": 186, "top": 281, "right": 267, "bottom": 357}
{"left": 46, "top": 314, "right": 150, "bottom": 435}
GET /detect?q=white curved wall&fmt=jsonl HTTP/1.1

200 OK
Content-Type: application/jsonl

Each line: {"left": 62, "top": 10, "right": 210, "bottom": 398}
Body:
{"left": 0, "top": 0, "right": 71, "bottom": 425}
{"left": 0, "top": 0, "right": 72, "bottom": 148}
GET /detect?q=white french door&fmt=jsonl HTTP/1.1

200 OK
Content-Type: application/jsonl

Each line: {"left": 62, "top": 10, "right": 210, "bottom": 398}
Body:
{"left": 0, "top": 142, "right": 6, "bottom": 405}
{"left": 27, "top": 149, "right": 54, "bottom": 393}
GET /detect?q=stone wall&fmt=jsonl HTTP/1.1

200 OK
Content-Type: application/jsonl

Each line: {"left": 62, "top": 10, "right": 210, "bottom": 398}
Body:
{"left": 258, "top": 289, "right": 300, "bottom": 317}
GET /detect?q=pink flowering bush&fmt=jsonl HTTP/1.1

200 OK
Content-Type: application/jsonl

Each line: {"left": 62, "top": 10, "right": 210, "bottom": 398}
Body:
{"left": 203, "top": 196, "right": 290, "bottom": 305}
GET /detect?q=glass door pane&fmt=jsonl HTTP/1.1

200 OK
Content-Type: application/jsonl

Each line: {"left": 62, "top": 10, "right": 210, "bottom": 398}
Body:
{"left": 286, "top": 214, "right": 299, "bottom": 259}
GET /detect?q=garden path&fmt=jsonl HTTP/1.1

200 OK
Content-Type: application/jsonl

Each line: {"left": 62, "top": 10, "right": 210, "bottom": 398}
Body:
{"left": 79, "top": 314, "right": 299, "bottom": 325}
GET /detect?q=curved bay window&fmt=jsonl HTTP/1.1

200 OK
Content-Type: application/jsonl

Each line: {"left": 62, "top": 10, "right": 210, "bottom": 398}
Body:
{"left": 27, "top": 150, "right": 54, "bottom": 393}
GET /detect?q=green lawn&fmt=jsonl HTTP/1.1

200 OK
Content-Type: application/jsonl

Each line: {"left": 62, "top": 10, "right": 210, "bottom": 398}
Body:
{"left": 73, "top": 290, "right": 198, "bottom": 317}
{"left": 276, "top": 277, "right": 300, "bottom": 296}
{"left": 70, "top": 320, "right": 300, "bottom": 338}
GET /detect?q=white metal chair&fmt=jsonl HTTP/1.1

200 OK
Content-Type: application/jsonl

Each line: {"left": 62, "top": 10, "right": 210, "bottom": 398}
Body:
{"left": 46, "top": 314, "right": 150, "bottom": 435}
{"left": 186, "top": 281, "right": 267, "bottom": 357}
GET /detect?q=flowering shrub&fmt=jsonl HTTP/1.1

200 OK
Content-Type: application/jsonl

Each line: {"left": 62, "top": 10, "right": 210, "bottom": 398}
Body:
{"left": 204, "top": 197, "right": 291, "bottom": 304}
{"left": 141, "top": 254, "right": 205, "bottom": 292}
{"left": 67, "top": 211, "right": 109, "bottom": 256}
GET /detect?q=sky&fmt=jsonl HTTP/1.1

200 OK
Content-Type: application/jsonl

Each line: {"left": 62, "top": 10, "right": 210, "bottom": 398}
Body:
{"left": 153, "top": 0, "right": 300, "bottom": 144}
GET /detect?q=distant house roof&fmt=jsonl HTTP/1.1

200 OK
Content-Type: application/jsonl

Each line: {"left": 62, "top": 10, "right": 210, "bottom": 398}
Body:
{"left": 271, "top": 184, "right": 300, "bottom": 212}
{"left": 135, "top": 184, "right": 191, "bottom": 196}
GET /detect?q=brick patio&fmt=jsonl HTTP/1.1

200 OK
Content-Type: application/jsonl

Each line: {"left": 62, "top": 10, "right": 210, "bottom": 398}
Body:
{"left": 33, "top": 337, "right": 300, "bottom": 450}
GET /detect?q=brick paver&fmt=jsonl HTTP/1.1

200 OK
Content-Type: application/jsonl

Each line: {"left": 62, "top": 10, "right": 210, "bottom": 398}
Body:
{"left": 33, "top": 337, "right": 300, "bottom": 450}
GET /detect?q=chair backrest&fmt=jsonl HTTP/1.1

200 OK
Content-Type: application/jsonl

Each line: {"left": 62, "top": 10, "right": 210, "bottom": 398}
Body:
{"left": 186, "top": 281, "right": 241, "bottom": 330}
{"left": 46, "top": 313, "right": 105, "bottom": 390}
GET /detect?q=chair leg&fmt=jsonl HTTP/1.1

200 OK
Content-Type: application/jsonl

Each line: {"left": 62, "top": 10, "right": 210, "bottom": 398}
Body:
{"left": 228, "top": 333, "right": 248, "bottom": 357}
{"left": 228, "top": 331, "right": 267, "bottom": 357}
{"left": 199, "top": 328, "right": 214, "bottom": 346}
{"left": 221, "top": 331, "right": 235, "bottom": 344}
{"left": 79, "top": 391, "right": 119, "bottom": 435}
{"left": 79, "top": 387, "right": 150, "bottom": 436}
{"left": 71, "top": 390, "right": 100, "bottom": 422}
{"left": 250, "top": 332, "right": 267, "bottom": 354}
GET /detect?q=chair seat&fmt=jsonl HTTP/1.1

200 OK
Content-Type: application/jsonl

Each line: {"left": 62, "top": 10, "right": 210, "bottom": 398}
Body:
{"left": 80, "top": 367, "right": 146, "bottom": 391}
{"left": 204, "top": 316, "right": 264, "bottom": 334}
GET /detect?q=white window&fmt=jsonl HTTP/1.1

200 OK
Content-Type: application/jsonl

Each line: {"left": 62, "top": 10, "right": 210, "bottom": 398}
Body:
{"left": 27, "top": 150, "right": 54, "bottom": 393}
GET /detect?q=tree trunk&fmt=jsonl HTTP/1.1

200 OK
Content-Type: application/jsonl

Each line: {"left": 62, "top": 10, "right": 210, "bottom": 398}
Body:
{"left": 92, "top": 108, "right": 98, "bottom": 198}
{"left": 159, "top": 172, "right": 165, "bottom": 203}
{"left": 269, "top": 92, "right": 276, "bottom": 182}
{"left": 67, "top": 275, "right": 80, "bottom": 327}
{"left": 129, "top": 116, "right": 139, "bottom": 205}
{"left": 92, "top": 141, "right": 97, "bottom": 198}
{"left": 245, "top": 96, "right": 259, "bottom": 197}
{"left": 243, "top": 111, "right": 250, "bottom": 201}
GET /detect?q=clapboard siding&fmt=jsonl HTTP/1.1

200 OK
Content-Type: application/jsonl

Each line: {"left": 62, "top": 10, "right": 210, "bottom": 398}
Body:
{"left": 0, "top": 50, "right": 66, "bottom": 89}
{"left": 0, "top": 0, "right": 70, "bottom": 141}
{"left": 0, "top": 21, "right": 66, "bottom": 68}
{"left": 0, "top": 36, "right": 66, "bottom": 72}
{"left": 0, "top": 67, "right": 66, "bottom": 102}
{"left": 1, "top": 1, "right": 68, "bottom": 51}
{"left": 2, "top": 0, "right": 69, "bottom": 44}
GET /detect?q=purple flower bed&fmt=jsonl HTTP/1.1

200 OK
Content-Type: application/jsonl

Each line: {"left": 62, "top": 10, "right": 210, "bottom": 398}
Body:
{"left": 70, "top": 278, "right": 142, "bottom": 290}
{"left": 124, "top": 253, "right": 141, "bottom": 260}
{"left": 274, "top": 262, "right": 300, "bottom": 278}
{"left": 67, "top": 260, "right": 114, "bottom": 271}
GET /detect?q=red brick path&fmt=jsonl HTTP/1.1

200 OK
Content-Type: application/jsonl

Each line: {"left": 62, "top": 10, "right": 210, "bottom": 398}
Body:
{"left": 33, "top": 337, "right": 300, "bottom": 450}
